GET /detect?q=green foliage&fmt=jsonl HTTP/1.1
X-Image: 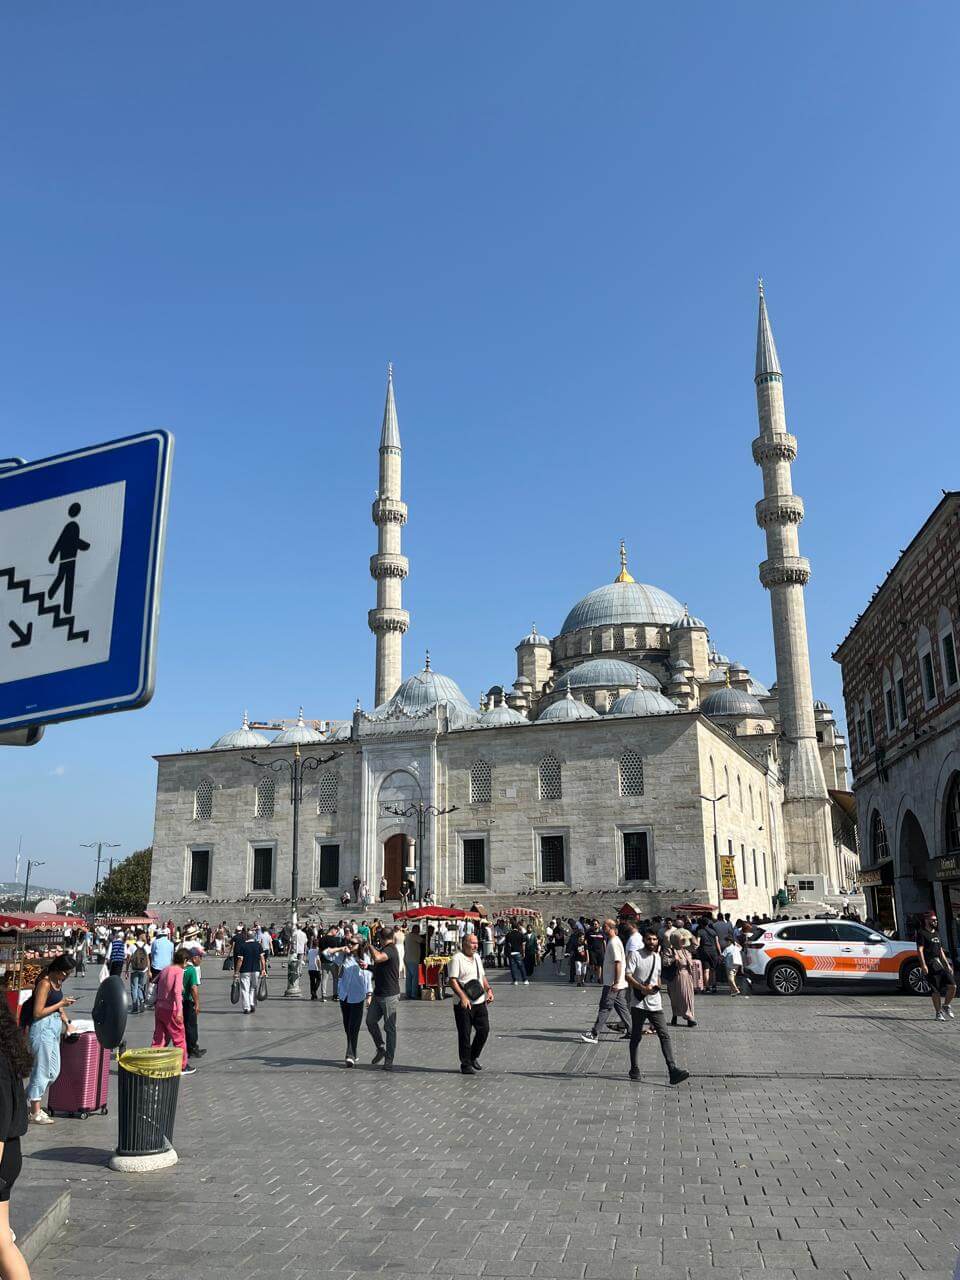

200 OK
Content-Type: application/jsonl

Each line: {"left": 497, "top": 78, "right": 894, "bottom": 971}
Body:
{"left": 97, "top": 847, "right": 152, "bottom": 915}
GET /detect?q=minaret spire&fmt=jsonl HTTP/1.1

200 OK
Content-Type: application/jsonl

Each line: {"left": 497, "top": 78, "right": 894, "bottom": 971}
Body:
{"left": 368, "top": 364, "right": 410, "bottom": 706}
{"left": 751, "top": 282, "right": 832, "bottom": 885}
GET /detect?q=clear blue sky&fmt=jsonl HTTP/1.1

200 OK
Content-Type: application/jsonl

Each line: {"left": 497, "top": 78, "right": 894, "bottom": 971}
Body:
{"left": 1, "top": 4, "right": 957, "bottom": 890}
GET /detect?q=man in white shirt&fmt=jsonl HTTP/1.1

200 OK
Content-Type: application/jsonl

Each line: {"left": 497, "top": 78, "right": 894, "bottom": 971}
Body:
{"left": 447, "top": 933, "right": 494, "bottom": 1075}
{"left": 625, "top": 930, "right": 689, "bottom": 1086}
{"left": 579, "top": 919, "right": 630, "bottom": 1045}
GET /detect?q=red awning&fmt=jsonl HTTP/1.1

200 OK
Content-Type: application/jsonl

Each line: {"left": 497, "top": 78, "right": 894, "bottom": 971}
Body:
{"left": 671, "top": 902, "right": 719, "bottom": 914}
{"left": 392, "top": 907, "right": 481, "bottom": 921}
{"left": 502, "top": 907, "right": 542, "bottom": 917}
{"left": 0, "top": 912, "right": 76, "bottom": 930}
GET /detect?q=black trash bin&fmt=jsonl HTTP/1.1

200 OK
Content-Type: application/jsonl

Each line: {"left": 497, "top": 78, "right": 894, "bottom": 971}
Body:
{"left": 115, "top": 1047, "right": 182, "bottom": 1157}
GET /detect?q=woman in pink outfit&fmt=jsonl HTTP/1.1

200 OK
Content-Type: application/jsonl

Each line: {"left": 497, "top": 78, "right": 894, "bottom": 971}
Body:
{"left": 151, "top": 949, "right": 192, "bottom": 1073}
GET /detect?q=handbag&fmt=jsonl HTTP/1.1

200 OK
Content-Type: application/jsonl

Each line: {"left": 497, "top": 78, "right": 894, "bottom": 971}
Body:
{"left": 258, "top": 974, "right": 269, "bottom": 1000}
{"left": 230, "top": 977, "right": 241, "bottom": 1005}
{"left": 98, "top": 963, "right": 110, "bottom": 984}
{"left": 661, "top": 960, "right": 678, "bottom": 982}
{"left": 144, "top": 980, "right": 157, "bottom": 1009}
{"left": 222, "top": 956, "right": 233, "bottom": 972}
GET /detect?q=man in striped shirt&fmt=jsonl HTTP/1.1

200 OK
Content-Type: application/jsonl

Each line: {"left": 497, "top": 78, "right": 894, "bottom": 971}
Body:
{"left": 107, "top": 928, "right": 127, "bottom": 977}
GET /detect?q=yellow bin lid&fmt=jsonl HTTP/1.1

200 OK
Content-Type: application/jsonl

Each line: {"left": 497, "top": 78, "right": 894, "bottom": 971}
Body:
{"left": 118, "top": 1046, "right": 183, "bottom": 1078}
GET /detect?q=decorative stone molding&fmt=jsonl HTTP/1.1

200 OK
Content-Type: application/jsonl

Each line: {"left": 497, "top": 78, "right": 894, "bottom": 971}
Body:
{"left": 759, "top": 556, "right": 811, "bottom": 588}
{"left": 369, "top": 553, "right": 409, "bottom": 580}
{"left": 752, "top": 433, "right": 797, "bottom": 465}
{"left": 755, "top": 494, "right": 805, "bottom": 528}
{"left": 367, "top": 607, "right": 410, "bottom": 634}
{"left": 371, "top": 497, "right": 408, "bottom": 526}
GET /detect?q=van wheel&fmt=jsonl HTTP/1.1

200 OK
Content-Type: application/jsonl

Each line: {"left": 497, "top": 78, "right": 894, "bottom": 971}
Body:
{"left": 767, "top": 961, "right": 804, "bottom": 996}
{"left": 900, "top": 959, "right": 930, "bottom": 996}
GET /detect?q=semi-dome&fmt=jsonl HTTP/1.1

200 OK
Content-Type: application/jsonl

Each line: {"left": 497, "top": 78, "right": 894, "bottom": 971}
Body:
{"left": 700, "top": 687, "right": 766, "bottom": 718}
{"left": 369, "top": 656, "right": 478, "bottom": 729}
{"left": 478, "top": 702, "right": 529, "bottom": 728}
{"left": 537, "top": 690, "right": 600, "bottom": 722}
{"left": 557, "top": 657, "right": 660, "bottom": 692}
{"left": 517, "top": 624, "right": 551, "bottom": 648}
{"left": 609, "top": 687, "right": 677, "bottom": 717}
{"left": 211, "top": 712, "right": 270, "bottom": 751}
{"left": 747, "top": 678, "right": 771, "bottom": 698}
{"left": 273, "top": 709, "right": 325, "bottom": 746}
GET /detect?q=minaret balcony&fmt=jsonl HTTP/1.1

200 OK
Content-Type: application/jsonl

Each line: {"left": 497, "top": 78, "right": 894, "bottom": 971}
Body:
{"left": 372, "top": 497, "right": 408, "bottom": 526}
{"left": 370, "top": 553, "right": 409, "bottom": 580}
{"left": 368, "top": 607, "right": 410, "bottom": 635}
{"left": 751, "top": 433, "right": 797, "bottom": 465}
{"left": 759, "top": 556, "right": 811, "bottom": 588}
{"left": 755, "top": 494, "right": 805, "bottom": 529}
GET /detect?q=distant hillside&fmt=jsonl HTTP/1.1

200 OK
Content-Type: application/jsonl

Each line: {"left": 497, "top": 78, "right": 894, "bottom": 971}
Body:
{"left": 0, "top": 883, "right": 69, "bottom": 900}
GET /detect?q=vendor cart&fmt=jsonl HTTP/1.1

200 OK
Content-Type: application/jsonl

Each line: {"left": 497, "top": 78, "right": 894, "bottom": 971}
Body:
{"left": 392, "top": 906, "right": 481, "bottom": 1001}
{"left": 0, "top": 912, "right": 74, "bottom": 1022}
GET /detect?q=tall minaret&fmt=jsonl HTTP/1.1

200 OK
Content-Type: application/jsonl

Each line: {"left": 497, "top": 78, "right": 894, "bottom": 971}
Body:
{"left": 752, "top": 282, "right": 833, "bottom": 883}
{"left": 368, "top": 364, "right": 409, "bottom": 706}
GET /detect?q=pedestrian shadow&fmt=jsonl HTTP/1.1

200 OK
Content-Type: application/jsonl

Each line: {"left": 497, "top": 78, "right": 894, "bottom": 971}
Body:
{"left": 241, "top": 1055, "right": 454, "bottom": 1074}
{"left": 28, "top": 1146, "right": 112, "bottom": 1168}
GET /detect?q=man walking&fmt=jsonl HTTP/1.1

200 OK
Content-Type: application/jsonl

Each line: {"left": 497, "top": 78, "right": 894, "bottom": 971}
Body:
{"left": 403, "top": 924, "right": 423, "bottom": 1000}
{"left": 579, "top": 919, "right": 631, "bottom": 1044}
{"left": 107, "top": 928, "right": 126, "bottom": 977}
{"left": 916, "top": 911, "right": 956, "bottom": 1021}
{"left": 447, "top": 933, "right": 494, "bottom": 1075}
{"left": 183, "top": 947, "right": 205, "bottom": 1058}
{"left": 504, "top": 921, "right": 527, "bottom": 985}
{"left": 149, "top": 927, "right": 174, "bottom": 982}
{"left": 234, "top": 925, "right": 266, "bottom": 1015}
{"left": 625, "top": 929, "right": 689, "bottom": 1086}
{"left": 367, "top": 925, "right": 403, "bottom": 1069}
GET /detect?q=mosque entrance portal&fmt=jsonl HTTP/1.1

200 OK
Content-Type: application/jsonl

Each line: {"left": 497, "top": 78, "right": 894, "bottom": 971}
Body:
{"left": 383, "top": 834, "right": 406, "bottom": 899}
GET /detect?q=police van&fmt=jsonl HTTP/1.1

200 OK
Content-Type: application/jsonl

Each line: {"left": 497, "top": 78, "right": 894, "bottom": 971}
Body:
{"left": 744, "top": 918, "right": 926, "bottom": 996}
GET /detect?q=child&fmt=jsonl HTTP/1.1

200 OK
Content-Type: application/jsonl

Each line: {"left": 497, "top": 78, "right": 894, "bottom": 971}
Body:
{"left": 183, "top": 948, "right": 205, "bottom": 1059}
{"left": 152, "top": 948, "right": 195, "bottom": 1075}
{"left": 574, "top": 935, "right": 589, "bottom": 987}
{"left": 721, "top": 937, "right": 750, "bottom": 997}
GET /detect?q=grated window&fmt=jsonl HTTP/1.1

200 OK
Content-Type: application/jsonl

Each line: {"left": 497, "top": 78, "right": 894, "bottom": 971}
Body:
{"left": 618, "top": 749, "right": 644, "bottom": 796}
{"left": 194, "top": 778, "right": 213, "bottom": 821}
{"left": 539, "top": 834, "right": 565, "bottom": 881}
{"left": 462, "top": 838, "right": 486, "bottom": 884}
{"left": 255, "top": 776, "right": 275, "bottom": 819}
{"left": 870, "top": 811, "right": 889, "bottom": 861}
{"left": 317, "top": 772, "right": 338, "bottom": 815}
{"left": 470, "top": 759, "right": 492, "bottom": 804}
{"left": 538, "top": 754, "right": 562, "bottom": 801}
{"left": 622, "top": 831, "right": 649, "bottom": 880}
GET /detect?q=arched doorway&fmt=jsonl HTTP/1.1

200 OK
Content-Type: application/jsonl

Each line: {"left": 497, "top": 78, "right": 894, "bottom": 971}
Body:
{"left": 898, "top": 809, "right": 934, "bottom": 926}
{"left": 383, "top": 834, "right": 407, "bottom": 899}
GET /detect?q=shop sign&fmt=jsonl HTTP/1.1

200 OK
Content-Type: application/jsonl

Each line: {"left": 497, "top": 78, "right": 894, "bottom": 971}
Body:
{"left": 932, "top": 854, "right": 960, "bottom": 881}
{"left": 859, "top": 867, "right": 884, "bottom": 888}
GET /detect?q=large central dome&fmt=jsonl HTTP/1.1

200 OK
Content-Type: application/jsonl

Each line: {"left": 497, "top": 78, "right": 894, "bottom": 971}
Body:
{"left": 560, "top": 580, "right": 684, "bottom": 635}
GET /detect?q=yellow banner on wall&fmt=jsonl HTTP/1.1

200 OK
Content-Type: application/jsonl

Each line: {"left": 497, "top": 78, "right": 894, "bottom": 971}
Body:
{"left": 719, "top": 854, "right": 738, "bottom": 900}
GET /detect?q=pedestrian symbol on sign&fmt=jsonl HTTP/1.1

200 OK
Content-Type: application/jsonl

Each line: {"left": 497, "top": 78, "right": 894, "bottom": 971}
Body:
{"left": 47, "top": 501, "right": 91, "bottom": 620}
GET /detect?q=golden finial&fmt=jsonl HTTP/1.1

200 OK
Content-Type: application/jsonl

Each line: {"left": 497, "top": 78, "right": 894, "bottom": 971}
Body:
{"left": 614, "top": 538, "right": 635, "bottom": 584}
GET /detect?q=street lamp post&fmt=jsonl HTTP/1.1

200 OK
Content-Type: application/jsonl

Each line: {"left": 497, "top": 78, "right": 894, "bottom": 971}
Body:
{"left": 21, "top": 859, "right": 45, "bottom": 911}
{"left": 80, "top": 841, "right": 121, "bottom": 927}
{"left": 382, "top": 802, "right": 459, "bottom": 901}
{"left": 243, "top": 745, "right": 342, "bottom": 998}
{"left": 699, "top": 793, "right": 728, "bottom": 913}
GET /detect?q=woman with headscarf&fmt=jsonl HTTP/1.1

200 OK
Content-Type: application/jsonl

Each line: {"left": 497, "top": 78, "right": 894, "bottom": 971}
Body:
{"left": 664, "top": 931, "right": 697, "bottom": 1028}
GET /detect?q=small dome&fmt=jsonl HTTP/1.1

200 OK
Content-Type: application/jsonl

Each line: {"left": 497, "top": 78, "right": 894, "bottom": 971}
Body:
{"left": 273, "top": 709, "right": 324, "bottom": 746}
{"left": 557, "top": 658, "right": 659, "bottom": 692}
{"left": 672, "top": 606, "right": 707, "bottom": 631}
{"left": 814, "top": 698, "right": 829, "bottom": 712}
{"left": 609, "top": 687, "right": 677, "bottom": 717}
{"left": 747, "top": 678, "right": 771, "bottom": 698}
{"left": 705, "top": 668, "right": 727, "bottom": 684}
{"left": 537, "top": 690, "right": 600, "bottom": 723}
{"left": 513, "top": 675, "right": 533, "bottom": 688}
{"left": 211, "top": 711, "right": 270, "bottom": 751}
{"left": 671, "top": 660, "right": 693, "bottom": 673}
{"left": 478, "top": 703, "right": 529, "bottom": 728}
{"left": 728, "top": 661, "right": 748, "bottom": 674}
{"left": 708, "top": 649, "right": 731, "bottom": 665}
{"left": 517, "top": 624, "right": 551, "bottom": 648}
{"left": 700, "top": 687, "right": 766, "bottom": 718}
{"left": 369, "top": 656, "right": 476, "bottom": 725}
{"left": 560, "top": 581, "right": 684, "bottom": 634}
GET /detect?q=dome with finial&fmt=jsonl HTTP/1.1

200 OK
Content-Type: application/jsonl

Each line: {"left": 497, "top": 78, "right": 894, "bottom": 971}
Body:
{"left": 517, "top": 623, "right": 551, "bottom": 649}
{"left": 478, "top": 702, "right": 530, "bottom": 728}
{"left": 369, "top": 655, "right": 479, "bottom": 729}
{"left": 536, "top": 689, "right": 600, "bottom": 723}
{"left": 559, "top": 542, "right": 684, "bottom": 635}
{"left": 700, "top": 686, "right": 766, "bottom": 718}
{"left": 557, "top": 658, "right": 660, "bottom": 693}
{"left": 609, "top": 671, "right": 677, "bottom": 718}
{"left": 211, "top": 711, "right": 271, "bottom": 750}
{"left": 672, "top": 604, "right": 707, "bottom": 631}
{"left": 272, "top": 708, "right": 325, "bottom": 746}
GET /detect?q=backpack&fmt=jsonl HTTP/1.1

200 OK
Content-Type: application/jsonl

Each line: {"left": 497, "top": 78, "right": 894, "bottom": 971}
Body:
{"left": 130, "top": 945, "right": 149, "bottom": 972}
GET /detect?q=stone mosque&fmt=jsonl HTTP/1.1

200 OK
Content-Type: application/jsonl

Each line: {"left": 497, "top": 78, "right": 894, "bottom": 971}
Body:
{"left": 148, "top": 287, "right": 858, "bottom": 924}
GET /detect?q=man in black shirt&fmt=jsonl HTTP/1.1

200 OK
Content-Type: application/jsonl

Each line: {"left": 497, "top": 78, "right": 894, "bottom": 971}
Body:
{"left": 915, "top": 912, "right": 955, "bottom": 1021}
{"left": 367, "top": 925, "right": 403, "bottom": 1068}
{"left": 504, "top": 925, "right": 527, "bottom": 985}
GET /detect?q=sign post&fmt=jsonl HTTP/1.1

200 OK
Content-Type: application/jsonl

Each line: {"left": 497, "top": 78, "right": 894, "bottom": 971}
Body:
{"left": 0, "top": 431, "right": 173, "bottom": 732}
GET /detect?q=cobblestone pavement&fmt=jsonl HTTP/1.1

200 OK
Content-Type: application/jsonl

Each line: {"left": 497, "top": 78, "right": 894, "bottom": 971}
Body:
{"left": 19, "top": 963, "right": 960, "bottom": 1280}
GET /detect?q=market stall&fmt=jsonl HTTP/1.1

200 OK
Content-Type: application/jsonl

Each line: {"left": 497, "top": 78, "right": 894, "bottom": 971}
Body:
{"left": 0, "top": 913, "right": 75, "bottom": 1021}
{"left": 392, "top": 907, "right": 481, "bottom": 1001}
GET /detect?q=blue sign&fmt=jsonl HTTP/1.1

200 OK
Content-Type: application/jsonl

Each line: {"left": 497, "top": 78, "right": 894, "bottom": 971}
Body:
{"left": 0, "top": 431, "right": 173, "bottom": 730}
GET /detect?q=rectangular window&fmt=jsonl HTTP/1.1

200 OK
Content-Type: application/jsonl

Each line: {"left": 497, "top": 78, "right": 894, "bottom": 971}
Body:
{"left": 896, "top": 676, "right": 907, "bottom": 722}
{"left": 865, "top": 708, "right": 875, "bottom": 749}
{"left": 189, "top": 848, "right": 210, "bottom": 894}
{"left": 943, "top": 633, "right": 959, "bottom": 688}
{"left": 797, "top": 878, "right": 816, "bottom": 892}
{"left": 752, "top": 848, "right": 758, "bottom": 886}
{"left": 539, "top": 834, "right": 565, "bottom": 883}
{"left": 922, "top": 651, "right": 936, "bottom": 704}
{"left": 318, "top": 844, "right": 340, "bottom": 888}
{"left": 884, "top": 687, "right": 896, "bottom": 734}
{"left": 741, "top": 843, "right": 747, "bottom": 881}
{"left": 252, "top": 846, "right": 274, "bottom": 892}
{"left": 855, "top": 719, "right": 865, "bottom": 756}
{"left": 462, "top": 838, "right": 486, "bottom": 885}
{"left": 622, "top": 831, "right": 649, "bottom": 881}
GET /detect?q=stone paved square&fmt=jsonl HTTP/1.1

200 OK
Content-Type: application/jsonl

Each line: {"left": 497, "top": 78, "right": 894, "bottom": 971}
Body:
{"left": 18, "top": 965, "right": 960, "bottom": 1280}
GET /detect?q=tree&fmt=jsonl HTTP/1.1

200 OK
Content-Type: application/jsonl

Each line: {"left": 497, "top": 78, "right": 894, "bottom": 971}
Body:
{"left": 97, "top": 847, "right": 152, "bottom": 915}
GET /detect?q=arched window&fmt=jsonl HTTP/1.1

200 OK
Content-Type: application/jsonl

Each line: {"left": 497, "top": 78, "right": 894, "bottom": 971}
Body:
{"left": 893, "top": 655, "right": 907, "bottom": 724}
{"left": 255, "top": 776, "right": 275, "bottom": 819}
{"left": 938, "top": 607, "right": 959, "bottom": 691}
{"left": 470, "top": 759, "right": 492, "bottom": 804}
{"left": 945, "top": 775, "right": 960, "bottom": 853}
{"left": 709, "top": 756, "right": 716, "bottom": 796}
{"left": 870, "top": 811, "right": 889, "bottom": 861}
{"left": 618, "top": 749, "right": 644, "bottom": 797}
{"left": 317, "top": 772, "right": 338, "bottom": 815}
{"left": 538, "top": 753, "right": 562, "bottom": 801}
{"left": 737, "top": 774, "right": 743, "bottom": 810}
{"left": 194, "top": 778, "right": 213, "bottom": 822}
{"left": 749, "top": 785, "right": 755, "bottom": 820}
{"left": 882, "top": 668, "right": 895, "bottom": 735}
{"left": 724, "top": 765, "right": 730, "bottom": 803}
{"left": 918, "top": 625, "right": 937, "bottom": 707}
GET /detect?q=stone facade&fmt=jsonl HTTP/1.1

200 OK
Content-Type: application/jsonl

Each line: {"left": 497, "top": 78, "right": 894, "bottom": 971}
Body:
{"left": 834, "top": 492, "right": 960, "bottom": 940}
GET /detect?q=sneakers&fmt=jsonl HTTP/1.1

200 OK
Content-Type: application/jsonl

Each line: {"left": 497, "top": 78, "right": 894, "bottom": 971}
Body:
{"left": 181, "top": 1065, "right": 197, "bottom": 1076}
{"left": 579, "top": 1032, "right": 599, "bottom": 1044}
{"left": 345, "top": 1056, "right": 356, "bottom": 1067}
{"left": 668, "top": 1067, "right": 690, "bottom": 1086}
{"left": 523, "top": 980, "right": 529, "bottom": 985}
{"left": 189, "top": 1048, "right": 206, "bottom": 1058}
{"left": 936, "top": 1011, "right": 946, "bottom": 1021}
{"left": 945, "top": 1005, "right": 955, "bottom": 1018}
{"left": 371, "top": 1048, "right": 386, "bottom": 1065}
{"left": 29, "top": 1110, "right": 54, "bottom": 1125}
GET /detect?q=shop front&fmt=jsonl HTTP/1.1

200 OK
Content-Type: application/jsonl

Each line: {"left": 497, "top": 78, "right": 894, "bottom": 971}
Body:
{"left": 931, "top": 854, "right": 960, "bottom": 961}
{"left": 860, "top": 861, "right": 895, "bottom": 932}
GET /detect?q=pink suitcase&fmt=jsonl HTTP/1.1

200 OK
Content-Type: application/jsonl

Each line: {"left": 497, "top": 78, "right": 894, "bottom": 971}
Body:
{"left": 47, "top": 1031, "right": 110, "bottom": 1118}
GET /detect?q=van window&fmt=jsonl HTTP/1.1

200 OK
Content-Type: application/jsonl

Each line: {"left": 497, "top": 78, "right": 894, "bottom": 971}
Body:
{"left": 778, "top": 923, "right": 838, "bottom": 941}
{"left": 834, "top": 923, "right": 876, "bottom": 942}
